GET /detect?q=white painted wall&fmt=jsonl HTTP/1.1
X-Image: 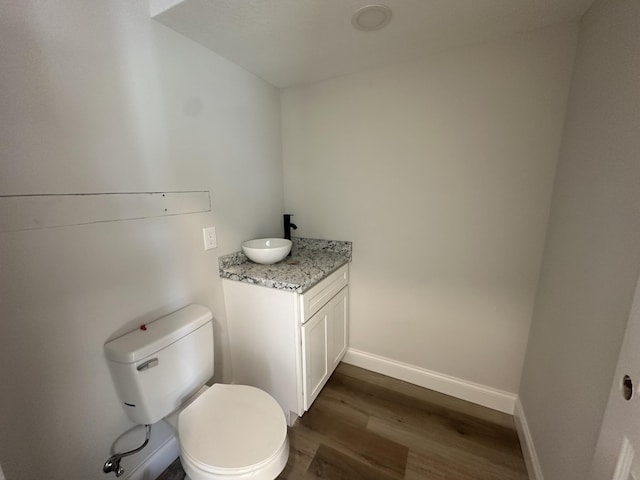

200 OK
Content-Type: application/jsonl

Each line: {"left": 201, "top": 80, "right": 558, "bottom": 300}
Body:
{"left": 519, "top": 1, "right": 640, "bottom": 479}
{"left": 0, "top": 1, "right": 283, "bottom": 479}
{"left": 280, "top": 24, "right": 578, "bottom": 396}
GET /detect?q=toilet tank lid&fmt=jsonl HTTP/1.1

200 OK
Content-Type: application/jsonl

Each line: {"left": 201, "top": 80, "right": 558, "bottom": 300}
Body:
{"left": 104, "top": 304, "right": 213, "bottom": 364}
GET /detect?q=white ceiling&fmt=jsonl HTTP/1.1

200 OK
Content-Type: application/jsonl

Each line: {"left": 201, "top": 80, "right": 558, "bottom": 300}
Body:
{"left": 151, "top": 0, "right": 595, "bottom": 88}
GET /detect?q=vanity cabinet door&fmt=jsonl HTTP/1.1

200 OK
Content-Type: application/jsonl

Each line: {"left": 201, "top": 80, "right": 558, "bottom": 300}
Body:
{"left": 302, "top": 304, "right": 329, "bottom": 410}
{"left": 301, "top": 286, "right": 349, "bottom": 411}
{"left": 328, "top": 286, "right": 348, "bottom": 370}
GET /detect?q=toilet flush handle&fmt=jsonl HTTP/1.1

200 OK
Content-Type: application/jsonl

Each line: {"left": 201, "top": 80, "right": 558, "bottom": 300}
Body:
{"left": 136, "top": 358, "right": 158, "bottom": 372}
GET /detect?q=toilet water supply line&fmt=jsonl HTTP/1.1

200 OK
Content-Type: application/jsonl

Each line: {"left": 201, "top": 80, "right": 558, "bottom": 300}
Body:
{"left": 103, "top": 424, "right": 152, "bottom": 477}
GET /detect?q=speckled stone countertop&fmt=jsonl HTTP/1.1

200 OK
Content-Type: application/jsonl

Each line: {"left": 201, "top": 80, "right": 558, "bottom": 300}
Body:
{"left": 218, "top": 238, "right": 352, "bottom": 293}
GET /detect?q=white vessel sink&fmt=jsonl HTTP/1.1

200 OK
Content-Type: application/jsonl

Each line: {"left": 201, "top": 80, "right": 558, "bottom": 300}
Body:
{"left": 242, "top": 238, "right": 292, "bottom": 265}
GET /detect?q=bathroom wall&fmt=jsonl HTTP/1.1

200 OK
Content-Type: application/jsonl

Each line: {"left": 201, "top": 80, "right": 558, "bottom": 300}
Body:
{"left": 281, "top": 23, "right": 578, "bottom": 398}
{"left": 519, "top": 0, "right": 640, "bottom": 478}
{"left": 0, "top": 1, "right": 283, "bottom": 479}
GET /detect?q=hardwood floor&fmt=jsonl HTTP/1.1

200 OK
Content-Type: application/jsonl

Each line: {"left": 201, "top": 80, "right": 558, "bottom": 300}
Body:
{"left": 157, "top": 363, "right": 529, "bottom": 480}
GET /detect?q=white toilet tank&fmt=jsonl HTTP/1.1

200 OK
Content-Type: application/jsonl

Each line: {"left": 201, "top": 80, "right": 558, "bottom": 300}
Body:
{"left": 104, "top": 304, "right": 214, "bottom": 425}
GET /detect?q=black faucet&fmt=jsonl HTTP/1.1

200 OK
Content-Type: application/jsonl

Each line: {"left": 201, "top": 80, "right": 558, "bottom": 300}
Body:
{"left": 284, "top": 214, "right": 297, "bottom": 241}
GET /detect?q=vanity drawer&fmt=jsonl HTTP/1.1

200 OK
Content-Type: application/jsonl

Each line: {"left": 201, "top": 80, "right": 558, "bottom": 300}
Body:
{"left": 300, "top": 264, "right": 349, "bottom": 323}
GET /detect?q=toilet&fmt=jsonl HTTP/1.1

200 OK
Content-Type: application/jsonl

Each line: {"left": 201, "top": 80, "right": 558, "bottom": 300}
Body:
{"left": 104, "top": 304, "right": 289, "bottom": 480}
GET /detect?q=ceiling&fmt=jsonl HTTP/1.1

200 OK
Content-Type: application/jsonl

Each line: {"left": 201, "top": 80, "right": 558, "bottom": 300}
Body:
{"left": 151, "top": 0, "right": 595, "bottom": 88}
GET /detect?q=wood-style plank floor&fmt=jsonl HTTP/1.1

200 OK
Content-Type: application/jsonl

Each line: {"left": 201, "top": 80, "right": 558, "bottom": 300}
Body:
{"left": 157, "top": 363, "right": 529, "bottom": 480}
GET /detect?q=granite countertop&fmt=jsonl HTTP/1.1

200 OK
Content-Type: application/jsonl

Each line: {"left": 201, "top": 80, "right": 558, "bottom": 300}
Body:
{"left": 218, "top": 237, "right": 352, "bottom": 293}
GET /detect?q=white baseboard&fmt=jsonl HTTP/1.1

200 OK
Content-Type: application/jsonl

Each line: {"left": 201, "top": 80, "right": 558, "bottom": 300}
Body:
{"left": 126, "top": 435, "right": 179, "bottom": 480}
{"left": 123, "top": 421, "right": 180, "bottom": 480}
{"left": 342, "top": 348, "right": 516, "bottom": 414}
{"left": 514, "top": 397, "right": 544, "bottom": 480}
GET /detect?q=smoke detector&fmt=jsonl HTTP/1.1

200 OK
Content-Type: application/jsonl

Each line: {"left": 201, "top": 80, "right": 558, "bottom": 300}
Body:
{"left": 351, "top": 4, "right": 392, "bottom": 32}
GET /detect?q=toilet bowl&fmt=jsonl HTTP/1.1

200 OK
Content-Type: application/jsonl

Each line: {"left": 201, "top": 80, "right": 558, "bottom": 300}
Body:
{"left": 168, "top": 384, "right": 289, "bottom": 480}
{"left": 104, "top": 304, "right": 289, "bottom": 480}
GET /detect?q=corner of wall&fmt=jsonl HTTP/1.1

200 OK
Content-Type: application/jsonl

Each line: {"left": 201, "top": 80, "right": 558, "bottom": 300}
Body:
{"left": 514, "top": 397, "right": 544, "bottom": 480}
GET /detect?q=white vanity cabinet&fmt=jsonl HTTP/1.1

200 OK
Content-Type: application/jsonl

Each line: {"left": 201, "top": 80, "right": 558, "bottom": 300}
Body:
{"left": 222, "top": 263, "right": 349, "bottom": 424}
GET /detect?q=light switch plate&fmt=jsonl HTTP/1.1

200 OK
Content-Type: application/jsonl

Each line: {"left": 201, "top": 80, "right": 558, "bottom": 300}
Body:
{"left": 203, "top": 226, "right": 217, "bottom": 250}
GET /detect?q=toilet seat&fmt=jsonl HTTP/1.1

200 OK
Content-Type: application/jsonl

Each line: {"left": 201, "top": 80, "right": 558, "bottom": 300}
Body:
{"left": 178, "top": 384, "right": 289, "bottom": 480}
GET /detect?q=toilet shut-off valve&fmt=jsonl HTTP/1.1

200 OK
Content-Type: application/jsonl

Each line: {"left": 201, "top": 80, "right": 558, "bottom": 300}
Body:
{"left": 103, "top": 424, "right": 151, "bottom": 477}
